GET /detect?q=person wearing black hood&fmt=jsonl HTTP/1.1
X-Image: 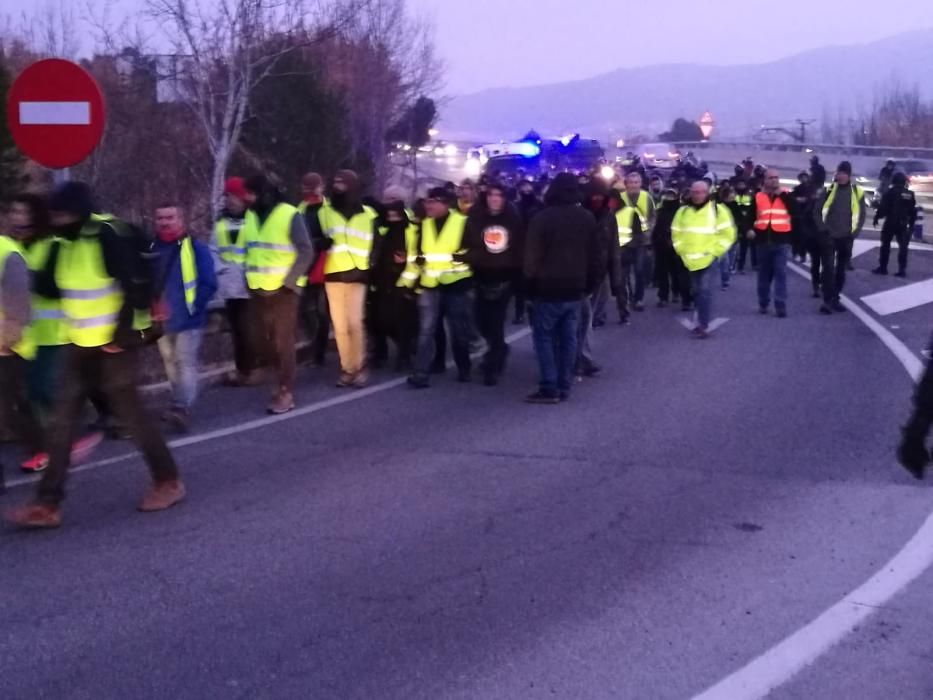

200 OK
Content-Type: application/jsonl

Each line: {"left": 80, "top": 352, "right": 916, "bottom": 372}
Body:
{"left": 462, "top": 182, "right": 524, "bottom": 386}
{"left": 813, "top": 161, "right": 866, "bottom": 313}
{"left": 523, "top": 173, "right": 601, "bottom": 403}
{"left": 810, "top": 155, "right": 827, "bottom": 189}
{"left": 791, "top": 171, "right": 821, "bottom": 294}
{"left": 5, "top": 182, "right": 183, "bottom": 529}
{"left": 243, "top": 174, "right": 313, "bottom": 414}
{"left": 652, "top": 187, "right": 686, "bottom": 307}
{"left": 369, "top": 186, "right": 418, "bottom": 371}
{"left": 873, "top": 172, "right": 917, "bottom": 277}
{"left": 318, "top": 170, "right": 379, "bottom": 389}
{"left": 513, "top": 180, "right": 543, "bottom": 324}
{"left": 731, "top": 177, "right": 756, "bottom": 274}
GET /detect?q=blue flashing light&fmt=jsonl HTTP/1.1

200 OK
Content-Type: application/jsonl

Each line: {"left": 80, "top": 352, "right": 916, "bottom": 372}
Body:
{"left": 515, "top": 142, "right": 541, "bottom": 158}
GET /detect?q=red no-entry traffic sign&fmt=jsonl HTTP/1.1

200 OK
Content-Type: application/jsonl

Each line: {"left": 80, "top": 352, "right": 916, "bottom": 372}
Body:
{"left": 6, "top": 59, "right": 106, "bottom": 169}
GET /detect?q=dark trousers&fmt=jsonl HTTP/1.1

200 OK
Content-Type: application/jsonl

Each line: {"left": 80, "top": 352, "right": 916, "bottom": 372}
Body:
{"left": 805, "top": 236, "right": 823, "bottom": 294}
{"left": 737, "top": 237, "right": 758, "bottom": 271}
{"left": 226, "top": 298, "right": 265, "bottom": 375}
{"left": 0, "top": 355, "right": 45, "bottom": 456}
{"left": 413, "top": 287, "right": 473, "bottom": 379}
{"left": 530, "top": 300, "right": 579, "bottom": 396}
{"left": 513, "top": 289, "right": 526, "bottom": 322}
{"left": 299, "top": 284, "right": 330, "bottom": 364}
{"left": 905, "top": 356, "right": 933, "bottom": 445}
{"left": 879, "top": 226, "right": 911, "bottom": 273}
{"left": 475, "top": 281, "right": 512, "bottom": 378}
{"left": 677, "top": 255, "right": 694, "bottom": 307}
{"left": 820, "top": 237, "right": 854, "bottom": 304}
{"left": 26, "top": 344, "right": 62, "bottom": 422}
{"left": 369, "top": 287, "right": 417, "bottom": 370}
{"left": 654, "top": 244, "right": 681, "bottom": 302}
{"left": 254, "top": 288, "right": 300, "bottom": 392}
{"left": 38, "top": 346, "right": 178, "bottom": 505}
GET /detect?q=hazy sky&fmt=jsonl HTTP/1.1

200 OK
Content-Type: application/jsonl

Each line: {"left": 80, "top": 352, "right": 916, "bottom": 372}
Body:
{"left": 5, "top": 0, "right": 932, "bottom": 95}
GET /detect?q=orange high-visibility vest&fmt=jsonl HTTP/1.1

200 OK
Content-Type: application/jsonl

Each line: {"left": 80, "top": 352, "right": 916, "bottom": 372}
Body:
{"left": 754, "top": 192, "right": 791, "bottom": 233}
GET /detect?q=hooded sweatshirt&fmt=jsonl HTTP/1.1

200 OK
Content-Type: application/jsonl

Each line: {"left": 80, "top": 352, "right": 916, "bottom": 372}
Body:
{"left": 462, "top": 200, "right": 525, "bottom": 284}
{"left": 523, "top": 173, "right": 600, "bottom": 302}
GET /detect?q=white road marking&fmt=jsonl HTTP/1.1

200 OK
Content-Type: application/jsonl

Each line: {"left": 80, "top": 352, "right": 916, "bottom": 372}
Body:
{"left": 851, "top": 239, "right": 932, "bottom": 259}
{"left": 692, "top": 263, "right": 925, "bottom": 700}
{"left": 678, "top": 317, "right": 730, "bottom": 333}
{"left": 3, "top": 329, "right": 532, "bottom": 491}
{"left": 862, "top": 278, "right": 933, "bottom": 316}
{"left": 19, "top": 101, "right": 91, "bottom": 125}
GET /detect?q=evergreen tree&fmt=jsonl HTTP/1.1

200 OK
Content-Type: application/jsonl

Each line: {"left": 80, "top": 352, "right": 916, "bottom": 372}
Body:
{"left": 0, "top": 52, "right": 25, "bottom": 203}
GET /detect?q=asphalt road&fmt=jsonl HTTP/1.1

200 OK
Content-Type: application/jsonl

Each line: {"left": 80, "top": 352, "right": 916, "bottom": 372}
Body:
{"left": 3, "top": 262, "right": 931, "bottom": 699}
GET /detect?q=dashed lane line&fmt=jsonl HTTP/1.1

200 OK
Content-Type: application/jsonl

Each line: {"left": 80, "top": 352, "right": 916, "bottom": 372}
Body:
{"left": 692, "top": 262, "right": 926, "bottom": 700}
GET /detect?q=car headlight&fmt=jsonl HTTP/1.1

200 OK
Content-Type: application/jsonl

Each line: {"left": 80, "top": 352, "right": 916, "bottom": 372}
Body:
{"left": 465, "top": 159, "right": 482, "bottom": 177}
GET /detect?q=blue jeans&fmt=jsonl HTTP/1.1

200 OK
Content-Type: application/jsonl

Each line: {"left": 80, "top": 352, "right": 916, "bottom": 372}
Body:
{"left": 720, "top": 245, "right": 735, "bottom": 286}
{"left": 531, "top": 300, "right": 579, "bottom": 395}
{"left": 757, "top": 243, "right": 790, "bottom": 308}
{"left": 689, "top": 264, "right": 716, "bottom": 329}
{"left": 413, "top": 287, "right": 473, "bottom": 379}
{"left": 157, "top": 329, "right": 203, "bottom": 410}
{"left": 576, "top": 297, "right": 596, "bottom": 373}
{"left": 633, "top": 247, "right": 651, "bottom": 303}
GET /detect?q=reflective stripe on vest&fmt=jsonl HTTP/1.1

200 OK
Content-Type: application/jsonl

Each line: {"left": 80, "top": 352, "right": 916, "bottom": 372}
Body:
{"left": 55, "top": 215, "right": 126, "bottom": 348}
{"left": 671, "top": 202, "right": 737, "bottom": 272}
{"left": 753, "top": 191, "right": 791, "bottom": 233}
{"left": 822, "top": 184, "right": 863, "bottom": 233}
{"left": 214, "top": 218, "right": 247, "bottom": 266}
{"left": 319, "top": 205, "right": 377, "bottom": 275}
{"left": 23, "top": 236, "right": 68, "bottom": 346}
{"left": 419, "top": 212, "right": 471, "bottom": 288}
{"left": 615, "top": 208, "right": 638, "bottom": 247}
{"left": 178, "top": 237, "right": 198, "bottom": 314}
{"left": 0, "top": 236, "right": 37, "bottom": 360}
{"left": 396, "top": 224, "right": 421, "bottom": 289}
{"left": 244, "top": 204, "right": 306, "bottom": 291}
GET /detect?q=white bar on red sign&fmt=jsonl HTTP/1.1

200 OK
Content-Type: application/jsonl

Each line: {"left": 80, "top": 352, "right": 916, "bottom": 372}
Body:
{"left": 19, "top": 101, "right": 91, "bottom": 125}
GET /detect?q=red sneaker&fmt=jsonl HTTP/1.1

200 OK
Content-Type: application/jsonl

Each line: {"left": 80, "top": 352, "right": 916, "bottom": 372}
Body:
{"left": 20, "top": 453, "right": 49, "bottom": 473}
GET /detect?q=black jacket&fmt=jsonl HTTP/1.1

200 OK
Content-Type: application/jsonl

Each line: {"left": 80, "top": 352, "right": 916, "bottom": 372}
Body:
{"left": 791, "top": 183, "right": 817, "bottom": 237}
{"left": 462, "top": 203, "right": 525, "bottom": 284}
{"left": 523, "top": 174, "right": 600, "bottom": 302}
{"left": 875, "top": 186, "right": 918, "bottom": 233}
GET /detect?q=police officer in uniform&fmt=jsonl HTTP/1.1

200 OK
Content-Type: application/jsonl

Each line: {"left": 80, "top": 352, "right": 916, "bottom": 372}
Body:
{"left": 872, "top": 172, "right": 918, "bottom": 278}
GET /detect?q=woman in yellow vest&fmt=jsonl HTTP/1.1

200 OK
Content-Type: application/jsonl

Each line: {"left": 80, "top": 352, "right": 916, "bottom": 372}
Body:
{"left": 317, "top": 170, "right": 378, "bottom": 389}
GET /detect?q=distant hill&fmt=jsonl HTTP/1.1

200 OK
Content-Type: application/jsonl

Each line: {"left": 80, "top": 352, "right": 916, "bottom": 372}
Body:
{"left": 441, "top": 30, "right": 933, "bottom": 142}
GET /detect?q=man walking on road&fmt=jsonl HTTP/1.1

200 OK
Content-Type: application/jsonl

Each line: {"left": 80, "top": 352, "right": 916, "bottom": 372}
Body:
{"left": 750, "top": 169, "right": 795, "bottom": 318}
{"left": 872, "top": 172, "right": 917, "bottom": 278}
{"left": 318, "top": 171, "right": 378, "bottom": 388}
{"left": 814, "top": 161, "right": 866, "bottom": 314}
{"left": 5, "top": 182, "right": 184, "bottom": 529}
{"left": 243, "top": 175, "right": 313, "bottom": 413}
{"left": 621, "top": 172, "right": 655, "bottom": 312}
{"left": 154, "top": 204, "right": 217, "bottom": 433}
{"left": 298, "top": 172, "right": 331, "bottom": 368}
{"left": 523, "top": 173, "right": 600, "bottom": 403}
{"left": 731, "top": 178, "right": 756, "bottom": 274}
{"left": 407, "top": 188, "right": 473, "bottom": 388}
{"left": 672, "top": 180, "right": 737, "bottom": 338}
{"left": 214, "top": 177, "right": 264, "bottom": 387}
{"left": 791, "top": 172, "right": 821, "bottom": 296}
{"left": 462, "top": 182, "right": 524, "bottom": 386}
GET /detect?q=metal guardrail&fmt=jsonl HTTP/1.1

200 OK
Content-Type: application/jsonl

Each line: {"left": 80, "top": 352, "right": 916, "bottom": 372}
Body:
{"left": 674, "top": 140, "right": 933, "bottom": 159}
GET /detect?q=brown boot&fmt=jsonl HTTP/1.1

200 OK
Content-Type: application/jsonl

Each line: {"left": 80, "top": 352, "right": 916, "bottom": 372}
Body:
{"left": 138, "top": 480, "right": 186, "bottom": 512}
{"left": 5, "top": 502, "right": 63, "bottom": 529}
{"left": 267, "top": 390, "right": 295, "bottom": 415}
